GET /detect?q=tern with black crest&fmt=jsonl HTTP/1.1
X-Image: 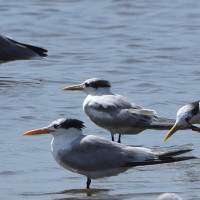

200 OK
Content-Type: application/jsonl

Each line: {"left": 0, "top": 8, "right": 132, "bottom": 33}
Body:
{"left": 163, "top": 100, "right": 200, "bottom": 143}
{"left": 22, "top": 118, "right": 195, "bottom": 189}
{"left": 62, "top": 78, "right": 175, "bottom": 143}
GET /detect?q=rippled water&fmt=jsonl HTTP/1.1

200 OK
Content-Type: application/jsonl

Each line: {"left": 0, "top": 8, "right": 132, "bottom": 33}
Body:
{"left": 1, "top": 0, "right": 200, "bottom": 199}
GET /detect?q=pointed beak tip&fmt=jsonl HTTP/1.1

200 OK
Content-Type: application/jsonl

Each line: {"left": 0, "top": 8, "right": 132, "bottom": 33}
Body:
{"left": 21, "top": 133, "right": 32, "bottom": 136}
{"left": 162, "top": 124, "right": 180, "bottom": 143}
{"left": 62, "top": 86, "right": 70, "bottom": 90}
{"left": 62, "top": 86, "right": 71, "bottom": 91}
{"left": 162, "top": 138, "right": 167, "bottom": 143}
{"left": 21, "top": 127, "right": 51, "bottom": 136}
{"left": 162, "top": 134, "right": 171, "bottom": 143}
{"left": 21, "top": 132, "right": 32, "bottom": 136}
{"left": 21, "top": 132, "right": 30, "bottom": 136}
{"left": 62, "top": 85, "right": 83, "bottom": 91}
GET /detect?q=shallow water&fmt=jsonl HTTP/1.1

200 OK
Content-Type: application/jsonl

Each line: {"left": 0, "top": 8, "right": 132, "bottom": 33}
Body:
{"left": 1, "top": 0, "right": 200, "bottom": 199}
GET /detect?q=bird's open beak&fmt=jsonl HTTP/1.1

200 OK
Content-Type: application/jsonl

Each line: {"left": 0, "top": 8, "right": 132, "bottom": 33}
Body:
{"left": 163, "top": 124, "right": 181, "bottom": 143}
{"left": 22, "top": 127, "right": 52, "bottom": 135}
{"left": 62, "top": 84, "right": 83, "bottom": 91}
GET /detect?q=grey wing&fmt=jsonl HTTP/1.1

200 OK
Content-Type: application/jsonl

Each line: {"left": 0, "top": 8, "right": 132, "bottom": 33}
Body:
{"left": 62, "top": 136, "right": 129, "bottom": 171}
{"left": 86, "top": 94, "right": 156, "bottom": 128}
{"left": 90, "top": 94, "right": 143, "bottom": 110}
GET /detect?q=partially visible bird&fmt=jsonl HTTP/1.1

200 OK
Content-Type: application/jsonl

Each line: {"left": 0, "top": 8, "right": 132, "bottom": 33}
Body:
{"left": 22, "top": 118, "right": 195, "bottom": 189}
{"left": 163, "top": 100, "right": 200, "bottom": 143}
{"left": 62, "top": 78, "right": 175, "bottom": 143}
{"left": 157, "top": 193, "right": 182, "bottom": 200}
{"left": 0, "top": 34, "right": 47, "bottom": 63}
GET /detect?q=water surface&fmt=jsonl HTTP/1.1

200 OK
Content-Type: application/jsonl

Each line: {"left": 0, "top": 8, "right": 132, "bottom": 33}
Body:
{"left": 1, "top": 0, "right": 200, "bottom": 199}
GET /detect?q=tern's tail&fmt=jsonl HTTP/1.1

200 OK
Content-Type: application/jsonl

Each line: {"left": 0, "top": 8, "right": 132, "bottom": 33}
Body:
{"left": 7, "top": 38, "right": 48, "bottom": 57}
{"left": 125, "top": 148, "right": 196, "bottom": 167}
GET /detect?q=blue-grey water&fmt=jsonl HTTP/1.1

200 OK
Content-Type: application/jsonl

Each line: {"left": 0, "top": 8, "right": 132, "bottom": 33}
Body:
{"left": 1, "top": 0, "right": 200, "bottom": 199}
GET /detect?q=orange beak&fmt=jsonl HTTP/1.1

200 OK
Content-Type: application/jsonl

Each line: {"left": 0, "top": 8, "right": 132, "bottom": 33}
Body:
{"left": 62, "top": 84, "right": 83, "bottom": 91}
{"left": 22, "top": 127, "right": 52, "bottom": 135}
{"left": 163, "top": 124, "right": 181, "bottom": 143}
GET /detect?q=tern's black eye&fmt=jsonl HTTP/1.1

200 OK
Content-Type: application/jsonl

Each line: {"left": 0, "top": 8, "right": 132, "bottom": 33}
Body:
{"left": 54, "top": 124, "right": 59, "bottom": 129}
{"left": 85, "top": 83, "right": 90, "bottom": 87}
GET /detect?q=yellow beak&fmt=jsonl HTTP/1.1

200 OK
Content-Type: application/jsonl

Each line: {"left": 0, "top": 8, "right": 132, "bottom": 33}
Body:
{"left": 163, "top": 124, "right": 181, "bottom": 143}
{"left": 62, "top": 84, "right": 83, "bottom": 91}
{"left": 22, "top": 127, "right": 52, "bottom": 135}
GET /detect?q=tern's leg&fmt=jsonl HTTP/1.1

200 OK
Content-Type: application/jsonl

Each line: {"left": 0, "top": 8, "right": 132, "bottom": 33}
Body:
{"left": 111, "top": 133, "right": 115, "bottom": 141}
{"left": 117, "top": 134, "right": 121, "bottom": 143}
{"left": 187, "top": 121, "right": 200, "bottom": 132}
{"left": 86, "top": 177, "right": 91, "bottom": 189}
{"left": 190, "top": 124, "right": 200, "bottom": 132}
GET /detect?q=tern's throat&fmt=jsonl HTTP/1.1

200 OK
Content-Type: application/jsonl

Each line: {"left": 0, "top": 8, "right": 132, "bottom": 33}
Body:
{"left": 85, "top": 87, "right": 112, "bottom": 96}
{"left": 51, "top": 129, "right": 82, "bottom": 155}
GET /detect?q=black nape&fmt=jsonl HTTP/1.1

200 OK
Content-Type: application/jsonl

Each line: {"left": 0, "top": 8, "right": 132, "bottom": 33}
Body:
{"left": 86, "top": 79, "right": 111, "bottom": 89}
{"left": 60, "top": 119, "right": 85, "bottom": 130}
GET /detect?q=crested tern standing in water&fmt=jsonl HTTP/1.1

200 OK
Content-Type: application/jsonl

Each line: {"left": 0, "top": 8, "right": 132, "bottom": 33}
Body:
{"left": 163, "top": 100, "right": 200, "bottom": 142}
{"left": 22, "top": 118, "right": 195, "bottom": 189}
{"left": 62, "top": 78, "right": 175, "bottom": 143}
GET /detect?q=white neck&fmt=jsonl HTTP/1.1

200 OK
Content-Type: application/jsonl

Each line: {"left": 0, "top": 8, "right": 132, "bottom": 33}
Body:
{"left": 51, "top": 128, "right": 82, "bottom": 158}
{"left": 84, "top": 87, "right": 112, "bottom": 96}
